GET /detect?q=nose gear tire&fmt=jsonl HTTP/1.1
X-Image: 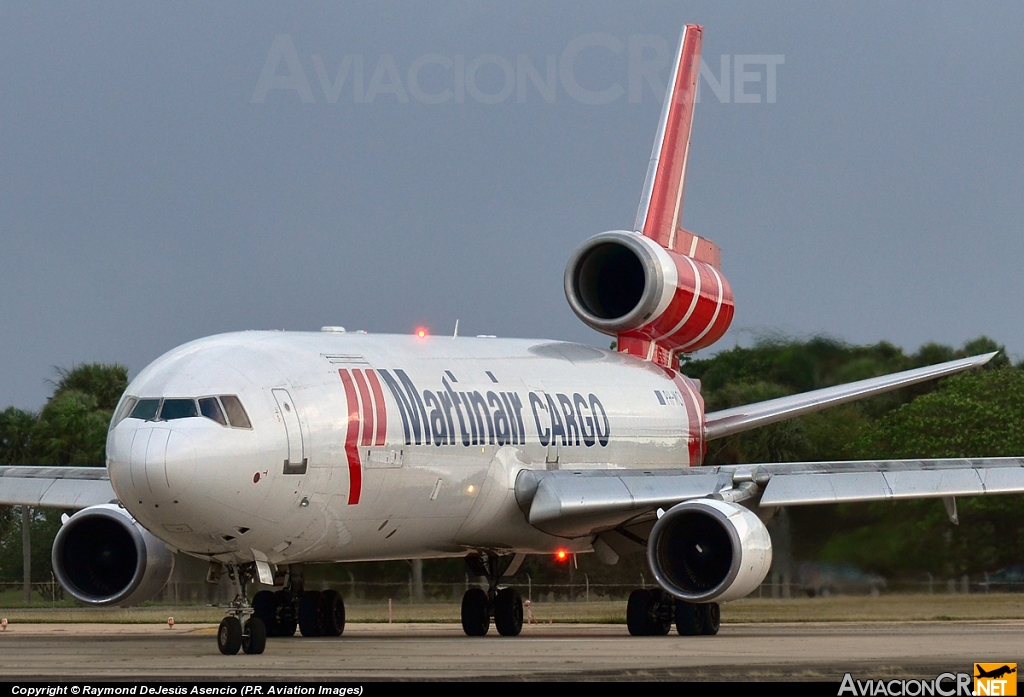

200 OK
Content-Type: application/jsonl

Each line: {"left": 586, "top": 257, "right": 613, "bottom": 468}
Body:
{"left": 217, "top": 617, "right": 242, "bottom": 655}
{"left": 242, "top": 617, "right": 267, "bottom": 654}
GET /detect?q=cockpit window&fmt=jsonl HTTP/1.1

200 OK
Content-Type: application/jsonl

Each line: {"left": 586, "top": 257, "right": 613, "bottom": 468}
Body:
{"left": 199, "top": 397, "right": 227, "bottom": 426}
{"left": 112, "top": 397, "right": 138, "bottom": 427}
{"left": 130, "top": 399, "right": 161, "bottom": 421}
{"left": 160, "top": 399, "right": 198, "bottom": 420}
{"left": 220, "top": 395, "right": 252, "bottom": 429}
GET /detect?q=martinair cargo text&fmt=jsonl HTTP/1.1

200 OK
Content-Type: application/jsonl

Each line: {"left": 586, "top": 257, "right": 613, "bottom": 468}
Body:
{"left": 3, "top": 25, "right": 1023, "bottom": 654}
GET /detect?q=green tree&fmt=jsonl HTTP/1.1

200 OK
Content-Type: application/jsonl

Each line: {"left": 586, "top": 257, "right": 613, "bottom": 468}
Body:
{"left": 50, "top": 364, "right": 128, "bottom": 412}
{"left": 32, "top": 391, "right": 110, "bottom": 466}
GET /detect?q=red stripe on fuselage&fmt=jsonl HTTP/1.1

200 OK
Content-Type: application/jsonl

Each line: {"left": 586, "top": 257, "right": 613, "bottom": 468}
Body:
{"left": 352, "top": 369, "right": 375, "bottom": 447}
{"left": 662, "top": 368, "right": 704, "bottom": 466}
{"left": 338, "top": 369, "right": 363, "bottom": 505}
{"left": 366, "top": 369, "right": 387, "bottom": 446}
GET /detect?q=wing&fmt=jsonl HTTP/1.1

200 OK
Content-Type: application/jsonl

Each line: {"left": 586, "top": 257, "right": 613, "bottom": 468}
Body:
{"left": 515, "top": 457, "right": 1024, "bottom": 539}
{"left": 0, "top": 466, "right": 117, "bottom": 509}
{"left": 704, "top": 352, "right": 996, "bottom": 440}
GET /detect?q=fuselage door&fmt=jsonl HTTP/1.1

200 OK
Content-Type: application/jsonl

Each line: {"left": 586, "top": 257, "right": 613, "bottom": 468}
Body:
{"left": 273, "top": 388, "right": 307, "bottom": 475}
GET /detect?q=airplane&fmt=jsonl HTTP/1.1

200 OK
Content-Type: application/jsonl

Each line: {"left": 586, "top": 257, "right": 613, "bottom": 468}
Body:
{"left": 976, "top": 666, "right": 1017, "bottom": 680}
{"left": 3, "top": 23, "right": 1024, "bottom": 656}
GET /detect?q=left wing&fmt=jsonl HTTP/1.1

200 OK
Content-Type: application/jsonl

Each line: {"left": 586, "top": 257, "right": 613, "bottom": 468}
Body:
{"left": 515, "top": 457, "right": 1024, "bottom": 538}
{"left": 0, "top": 466, "right": 116, "bottom": 509}
{"left": 704, "top": 352, "right": 996, "bottom": 440}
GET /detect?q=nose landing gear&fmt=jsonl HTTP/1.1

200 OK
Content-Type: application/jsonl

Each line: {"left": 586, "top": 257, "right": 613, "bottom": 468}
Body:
{"left": 217, "top": 565, "right": 266, "bottom": 655}
{"left": 459, "top": 552, "right": 525, "bottom": 637}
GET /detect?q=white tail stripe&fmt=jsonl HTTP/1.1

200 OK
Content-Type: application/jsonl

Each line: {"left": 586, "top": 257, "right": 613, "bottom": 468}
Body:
{"left": 652, "top": 254, "right": 702, "bottom": 342}
{"left": 680, "top": 265, "right": 724, "bottom": 350}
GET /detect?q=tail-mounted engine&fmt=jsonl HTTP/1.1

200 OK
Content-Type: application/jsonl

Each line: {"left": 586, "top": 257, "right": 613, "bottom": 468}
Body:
{"left": 647, "top": 498, "right": 771, "bottom": 603}
{"left": 52, "top": 503, "right": 174, "bottom": 607}
{"left": 564, "top": 231, "right": 734, "bottom": 364}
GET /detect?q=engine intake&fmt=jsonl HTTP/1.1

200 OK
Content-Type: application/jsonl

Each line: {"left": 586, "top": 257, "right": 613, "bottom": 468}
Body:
{"left": 52, "top": 504, "right": 174, "bottom": 607}
{"left": 647, "top": 499, "right": 771, "bottom": 603}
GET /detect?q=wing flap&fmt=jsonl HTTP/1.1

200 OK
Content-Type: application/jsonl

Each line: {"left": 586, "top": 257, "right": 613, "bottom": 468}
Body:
{"left": 0, "top": 466, "right": 116, "bottom": 509}
{"left": 517, "top": 468, "right": 729, "bottom": 537}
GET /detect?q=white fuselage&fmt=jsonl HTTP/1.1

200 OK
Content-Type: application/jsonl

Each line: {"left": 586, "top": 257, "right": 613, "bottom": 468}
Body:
{"left": 106, "top": 331, "right": 703, "bottom": 567}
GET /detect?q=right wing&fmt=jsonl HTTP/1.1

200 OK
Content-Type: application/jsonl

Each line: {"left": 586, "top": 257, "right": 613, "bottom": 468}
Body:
{"left": 0, "top": 466, "right": 116, "bottom": 509}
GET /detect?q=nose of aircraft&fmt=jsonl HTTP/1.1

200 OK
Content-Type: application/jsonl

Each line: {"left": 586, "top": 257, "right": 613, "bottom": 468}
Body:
{"left": 108, "top": 424, "right": 196, "bottom": 504}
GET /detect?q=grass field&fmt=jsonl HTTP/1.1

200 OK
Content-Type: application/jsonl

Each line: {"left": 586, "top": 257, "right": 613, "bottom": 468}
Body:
{"left": 1, "top": 593, "right": 1023, "bottom": 625}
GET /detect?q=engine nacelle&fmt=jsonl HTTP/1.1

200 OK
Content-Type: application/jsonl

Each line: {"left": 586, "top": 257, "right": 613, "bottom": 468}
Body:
{"left": 52, "top": 504, "right": 174, "bottom": 607}
{"left": 647, "top": 499, "right": 771, "bottom": 603}
{"left": 564, "top": 231, "right": 734, "bottom": 354}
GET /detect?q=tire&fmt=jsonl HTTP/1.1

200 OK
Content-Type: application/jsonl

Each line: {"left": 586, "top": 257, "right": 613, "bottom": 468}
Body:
{"left": 700, "top": 603, "right": 721, "bottom": 636}
{"left": 298, "top": 591, "right": 323, "bottom": 637}
{"left": 242, "top": 617, "right": 267, "bottom": 654}
{"left": 217, "top": 617, "right": 242, "bottom": 655}
{"left": 461, "top": 588, "right": 490, "bottom": 636}
{"left": 493, "top": 588, "right": 523, "bottom": 637}
{"left": 321, "top": 589, "right": 346, "bottom": 637}
{"left": 627, "top": 589, "right": 653, "bottom": 636}
{"left": 252, "top": 590, "right": 279, "bottom": 637}
{"left": 274, "top": 590, "right": 297, "bottom": 637}
{"left": 675, "top": 601, "right": 705, "bottom": 636}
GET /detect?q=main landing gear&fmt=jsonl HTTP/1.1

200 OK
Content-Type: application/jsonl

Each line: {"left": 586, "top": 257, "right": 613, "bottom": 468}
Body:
{"left": 626, "top": 588, "right": 720, "bottom": 637}
{"left": 460, "top": 552, "right": 525, "bottom": 637}
{"left": 215, "top": 562, "right": 346, "bottom": 655}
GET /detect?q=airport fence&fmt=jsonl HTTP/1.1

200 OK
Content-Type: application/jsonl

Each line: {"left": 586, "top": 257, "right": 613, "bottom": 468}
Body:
{"left": 2, "top": 574, "right": 1023, "bottom": 608}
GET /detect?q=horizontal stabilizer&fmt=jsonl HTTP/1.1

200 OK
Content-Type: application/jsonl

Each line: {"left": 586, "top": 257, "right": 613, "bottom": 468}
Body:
{"left": 704, "top": 352, "right": 997, "bottom": 441}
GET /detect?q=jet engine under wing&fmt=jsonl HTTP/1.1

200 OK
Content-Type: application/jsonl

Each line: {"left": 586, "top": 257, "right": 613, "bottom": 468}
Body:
{"left": 704, "top": 352, "right": 997, "bottom": 441}
{"left": 517, "top": 457, "right": 1024, "bottom": 538}
{"left": 0, "top": 466, "right": 116, "bottom": 509}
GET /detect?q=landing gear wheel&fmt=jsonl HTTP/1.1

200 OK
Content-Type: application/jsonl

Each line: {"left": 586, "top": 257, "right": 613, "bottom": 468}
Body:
{"left": 649, "top": 590, "right": 672, "bottom": 635}
{"left": 321, "top": 589, "right": 346, "bottom": 636}
{"left": 627, "top": 589, "right": 651, "bottom": 636}
{"left": 275, "top": 590, "right": 297, "bottom": 637}
{"left": 461, "top": 588, "right": 490, "bottom": 636}
{"left": 217, "top": 617, "right": 242, "bottom": 655}
{"left": 675, "top": 601, "right": 705, "bottom": 636}
{"left": 494, "top": 587, "right": 523, "bottom": 636}
{"left": 253, "top": 590, "right": 279, "bottom": 637}
{"left": 628, "top": 589, "right": 672, "bottom": 636}
{"left": 298, "top": 591, "right": 323, "bottom": 637}
{"left": 242, "top": 617, "right": 267, "bottom": 654}
{"left": 700, "top": 603, "right": 721, "bottom": 635}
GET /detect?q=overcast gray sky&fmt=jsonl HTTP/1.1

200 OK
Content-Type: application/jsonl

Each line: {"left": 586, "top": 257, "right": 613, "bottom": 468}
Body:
{"left": 2, "top": 2, "right": 1023, "bottom": 410}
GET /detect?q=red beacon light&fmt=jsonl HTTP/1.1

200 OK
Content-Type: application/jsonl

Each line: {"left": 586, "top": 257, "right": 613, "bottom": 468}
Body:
{"left": 415, "top": 327, "right": 428, "bottom": 339}
{"left": 555, "top": 549, "right": 569, "bottom": 563}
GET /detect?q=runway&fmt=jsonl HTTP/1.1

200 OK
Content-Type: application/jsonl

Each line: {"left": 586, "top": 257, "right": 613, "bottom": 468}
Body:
{"left": 1, "top": 621, "right": 1021, "bottom": 681}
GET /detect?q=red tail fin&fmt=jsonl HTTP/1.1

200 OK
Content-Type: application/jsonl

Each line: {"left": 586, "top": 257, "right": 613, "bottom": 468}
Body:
{"left": 634, "top": 24, "right": 703, "bottom": 254}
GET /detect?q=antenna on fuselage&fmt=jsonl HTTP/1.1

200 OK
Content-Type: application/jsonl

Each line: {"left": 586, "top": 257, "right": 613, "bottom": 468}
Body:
{"left": 453, "top": 319, "right": 459, "bottom": 338}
